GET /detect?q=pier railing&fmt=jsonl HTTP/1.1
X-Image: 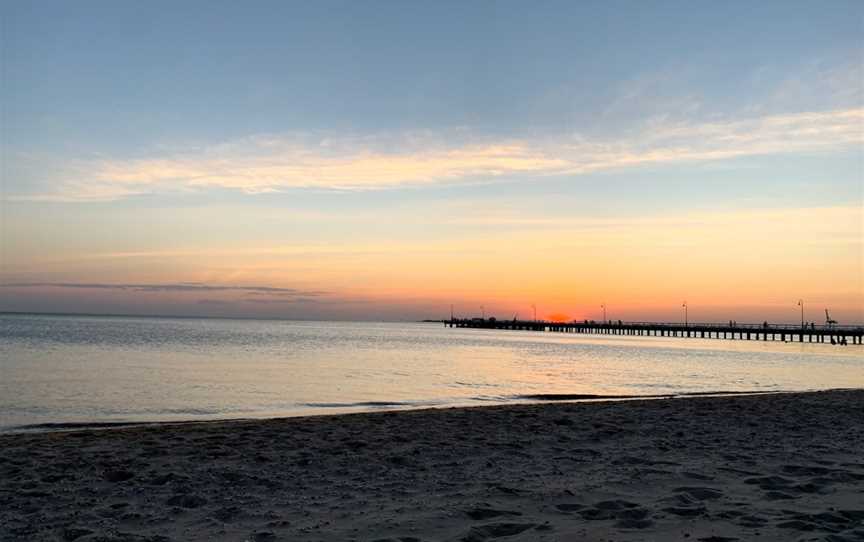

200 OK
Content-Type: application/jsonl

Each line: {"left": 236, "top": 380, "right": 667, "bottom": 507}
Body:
{"left": 593, "top": 321, "right": 862, "bottom": 331}
{"left": 442, "top": 318, "right": 863, "bottom": 345}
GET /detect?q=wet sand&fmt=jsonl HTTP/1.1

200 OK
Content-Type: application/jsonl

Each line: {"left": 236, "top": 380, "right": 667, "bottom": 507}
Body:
{"left": 2, "top": 390, "right": 863, "bottom": 541}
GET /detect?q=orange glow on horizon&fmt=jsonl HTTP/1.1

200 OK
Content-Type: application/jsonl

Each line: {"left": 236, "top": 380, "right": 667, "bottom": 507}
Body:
{"left": 2, "top": 205, "right": 861, "bottom": 323}
{"left": 547, "top": 313, "right": 571, "bottom": 323}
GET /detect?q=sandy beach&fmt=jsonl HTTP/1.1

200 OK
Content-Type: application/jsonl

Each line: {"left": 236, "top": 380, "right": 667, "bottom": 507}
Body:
{"left": 2, "top": 390, "right": 863, "bottom": 541}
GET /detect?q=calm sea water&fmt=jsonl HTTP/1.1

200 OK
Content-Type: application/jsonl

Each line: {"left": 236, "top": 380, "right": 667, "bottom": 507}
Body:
{"left": 1, "top": 313, "right": 862, "bottom": 431}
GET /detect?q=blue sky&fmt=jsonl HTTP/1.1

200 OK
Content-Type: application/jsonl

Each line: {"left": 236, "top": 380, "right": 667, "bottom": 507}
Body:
{"left": 5, "top": 1, "right": 861, "bottom": 148}
{"left": 1, "top": 1, "right": 862, "bottom": 321}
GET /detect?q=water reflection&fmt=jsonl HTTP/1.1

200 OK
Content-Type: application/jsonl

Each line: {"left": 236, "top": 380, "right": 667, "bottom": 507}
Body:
{"left": 1, "top": 314, "right": 861, "bottom": 430}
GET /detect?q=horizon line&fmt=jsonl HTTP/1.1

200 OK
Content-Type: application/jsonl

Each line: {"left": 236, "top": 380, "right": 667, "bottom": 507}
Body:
{"left": 2, "top": 310, "right": 862, "bottom": 327}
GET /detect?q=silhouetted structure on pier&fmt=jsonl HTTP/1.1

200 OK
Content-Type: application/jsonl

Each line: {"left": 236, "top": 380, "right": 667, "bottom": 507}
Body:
{"left": 444, "top": 318, "right": 863, "bottom": 345}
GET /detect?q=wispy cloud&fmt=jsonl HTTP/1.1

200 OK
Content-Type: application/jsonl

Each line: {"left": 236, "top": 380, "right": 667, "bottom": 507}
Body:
{"left": 0, "top": 281, "right": 377, "bottom": 310}
{"left": 10, "top": 108, "right": 863, "bottom": 201}
{"left": 243, "top": 296, "right": 324, "bottom": 304}
{"left": 196, "top": 299, "right": 232, "bottom": 305}
{"left": 1, "top": 282, "right": 328, "bottom": 297}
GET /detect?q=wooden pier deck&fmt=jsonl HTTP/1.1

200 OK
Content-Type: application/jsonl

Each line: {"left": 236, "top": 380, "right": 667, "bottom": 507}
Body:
{"left": 444, "top": 318, "right": 864, "bottom": 345}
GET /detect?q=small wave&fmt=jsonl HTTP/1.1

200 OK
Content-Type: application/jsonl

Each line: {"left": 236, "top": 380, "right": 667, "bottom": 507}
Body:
{"left": 11, "top": 421, "right": 154, "bottom": 431}
{"left": 677, "top": 390, "right": 778, "bottom": 396}
{"left": 158, "top": 408, "right": 223, "bottom": 415}
{"left": 516, "top": 390, "right": 788, "bottom": 401}
{"left": 302, "top": 401, "right": 415, "bottom": 408}
{"left": 9, "top": 415, "right": 249, "bottom": 433}
{"left": 517, "top": 393, "right": 644, "bottom": 401}
{"left": 468, "top": 395, "right": 512, "bottom": 402}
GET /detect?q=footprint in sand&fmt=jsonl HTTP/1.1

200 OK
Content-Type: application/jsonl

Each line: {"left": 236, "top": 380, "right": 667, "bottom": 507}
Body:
{"left": 579, "top": 500, "right": 653, "bottom": 528}
{"left": 763, "top": 491, "right": 796, "bottom": 500}
{"left": 62, "top": 527, "right": 94, "bottom": 541}
{"left": 615, "top": 518, "right": 654, "bottom": 529}
{"left": 554, "top": 503, "right": 584, "bottom": 513}
{"left": 147, "top": 472, "right": 188, "bottom": 486}
{"left": 211, "top": 506, "right": 244, "bottom": 523}
{"left": 673, "top": 487, "right": 723, "bottom": 501}
{"left": 103, "top": 469, "right": 135, "bottom": 483}
{"left": 781, "top": 464, "right": 833, "bottom": 476}
{"left": 464, "top": 508, "right": 523, "bottom": 520}
{"left": 736, "top": 514, "right": 768, "bottom": 528}
{"left": 775, "top": 510, "right": 864, "bottom": 534}
{"left": 682, "top": 471, "right": 714, "bottom": 481}
{"left": 662, "top": 506, "right": 707, "bottom": 517}
{"left": 743, "top": 475, "right": 793, "bottom": 491}
{"left": 461, "top": 523, "right": 538, "bottom": 541}
{"left": 165, "top": 494, "right": 208, "bottom": 509}
{"left": 839, "top": 510, "right": 864, "bottom": 521}
{"left": 776, "top": 519, "right": 818, "bottom": 532}
{"left": 792, "top": 481, "right": 826, "bottom": 494}
{"left": 594, "top": 499, "right": 640, "bottom": 510}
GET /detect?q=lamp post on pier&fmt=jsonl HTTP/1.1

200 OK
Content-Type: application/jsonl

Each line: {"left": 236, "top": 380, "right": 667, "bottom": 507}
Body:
{"left": 601, "top": 303, "right": 606, "bottom": 324}
{"left": 682, "top": 301, "right": 688, "bottom": 327}
{"left": 532, "top": 304, "right": 537, "bottom": 322}
{"left": 481, "top": 305, "right": 485, "bottom": 319}
{"left": 797, "top": 299, "right": 804, "bottom": 329}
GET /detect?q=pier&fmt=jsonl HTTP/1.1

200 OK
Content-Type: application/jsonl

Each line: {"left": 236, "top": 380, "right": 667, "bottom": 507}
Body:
{"left": 444, "top": 319, "right": 864, "bottom": 345}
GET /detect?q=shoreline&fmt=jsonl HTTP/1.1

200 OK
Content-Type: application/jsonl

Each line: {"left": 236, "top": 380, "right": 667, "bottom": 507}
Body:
{"left": 3, "top": 389, "right": 863, "bottom": 541}
{"left": 2, "top": 388, "right": 832, "bottom": 436}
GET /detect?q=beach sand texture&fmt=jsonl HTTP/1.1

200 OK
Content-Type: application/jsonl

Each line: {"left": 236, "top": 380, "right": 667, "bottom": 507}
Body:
{"left": 2, "top": 390, "right": 863, "bottom": 541}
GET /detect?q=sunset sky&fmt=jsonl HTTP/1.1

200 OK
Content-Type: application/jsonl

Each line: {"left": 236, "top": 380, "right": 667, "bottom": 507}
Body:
{"left": 1, "top": 1, "right": 862, "bottom": 323}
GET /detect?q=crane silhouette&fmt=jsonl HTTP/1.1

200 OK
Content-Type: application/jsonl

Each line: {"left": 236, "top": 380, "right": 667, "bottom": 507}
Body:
{"left": 825, "top": 309, "right": 838, "bottom": 329}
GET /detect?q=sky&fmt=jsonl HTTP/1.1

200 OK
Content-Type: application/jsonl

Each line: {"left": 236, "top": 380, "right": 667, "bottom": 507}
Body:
{"left": 1, "top": 0, "right": 862, "bottom": 323}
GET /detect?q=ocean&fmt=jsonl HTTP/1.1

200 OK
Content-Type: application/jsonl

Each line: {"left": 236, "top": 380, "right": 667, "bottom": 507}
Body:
{"left": 1, "top": 313, "right": 861, "bottom": 432}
